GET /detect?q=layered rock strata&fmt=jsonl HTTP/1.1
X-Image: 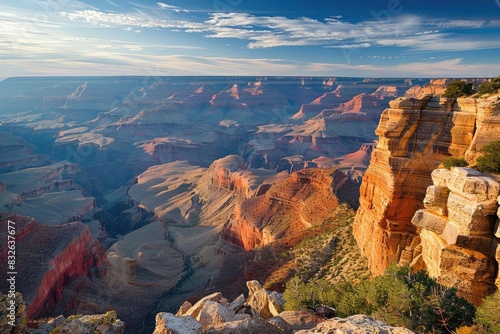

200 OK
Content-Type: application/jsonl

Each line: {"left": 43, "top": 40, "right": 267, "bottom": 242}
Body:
{"left": 0, "top": 213, "right": 108, "bottom": 320}
{"left": 411, "top": 167, "right": 499, "bottom": 303}
{"left": 223, "top": 168, "right": 343, "bottom": 250}
{"left": 353, "top": 94, "right": 500, "bottom": 275}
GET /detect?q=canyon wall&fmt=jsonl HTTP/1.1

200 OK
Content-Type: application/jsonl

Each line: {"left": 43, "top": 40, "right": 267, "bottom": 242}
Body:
{"left": 0, "top": 213, "right": 108, "bottom": 320}
{"left": 412, "top": 167, "right": 499, "bottom": 303}
{"left": 222, "top": 168, "right": 344, "bottom": 250}
{"left": 353, "top": 94, "right": 500, "bottom": 276}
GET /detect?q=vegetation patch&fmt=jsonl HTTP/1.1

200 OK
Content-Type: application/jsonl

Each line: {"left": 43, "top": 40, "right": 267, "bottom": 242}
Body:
{"left": 476, "top": 141, "right": 500, "bottom": 173}
{"left": 283, "top": 265, "right": 477, "bottom": 334}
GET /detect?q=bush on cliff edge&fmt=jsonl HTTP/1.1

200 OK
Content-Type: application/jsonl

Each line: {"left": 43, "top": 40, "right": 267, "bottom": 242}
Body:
{"left": 443, "top": 80, "right": 475, "bottom": 98}
{"left": 476, "top": 141, "right": 500, "bottom": 173}
{"left": 443, "top": 157, "right": 468, "bottom": 169}
{"left": 283, "top": 265, "right": 475, "bottom": 333}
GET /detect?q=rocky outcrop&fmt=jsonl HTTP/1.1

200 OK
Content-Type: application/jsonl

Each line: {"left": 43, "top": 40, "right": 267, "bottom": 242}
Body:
{"left": 153, "top": 281, "right": 299, "bottom": 334}
{"left": 0, "top": 213, "right": 108, "bottom": 320}
{"left": 153, "top": 282, "right": 418, "bottom": 334}
{"left": 153, "top": 312, "right": 202, "bottom": 334}
{"left": 295, "top": 315, "right": 415, "bottom": 334}
{"left": 354, "top": 94, "right": 500, "bottom": 275}
{"left": 207, "top": 155, "right": 278, "bottom": 199}
{"left": 222, "top": 169, "right": 343, "bottom": 250}
{"left": 411, "top": 167, "right": 499, "bottom": 303}
{"left": 32, "top": 311, "right": 124, "bottom": 334}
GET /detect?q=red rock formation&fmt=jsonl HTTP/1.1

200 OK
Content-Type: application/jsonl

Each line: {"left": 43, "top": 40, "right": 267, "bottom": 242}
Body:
{"left": 354, "top": 94, "right": 500, "bottom": 276}
{"left": 222, "top": 169, "right": 343, "bottom": 250}
{"left": 0, "top": 213, "right": 108, "bottom": 320}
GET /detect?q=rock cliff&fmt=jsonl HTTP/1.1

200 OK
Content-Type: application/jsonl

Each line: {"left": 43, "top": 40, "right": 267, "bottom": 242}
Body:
{"left": 353, "top": 94, "right": 500, "bottom": 276}
{"left": 0, "top": 213, "right": 108, "bottom": 320}
{"left": 222, "top": 168, "right": 344, "bottom": 250}
{"left": 411, "top": 167, "right": 499, "bottom": 303}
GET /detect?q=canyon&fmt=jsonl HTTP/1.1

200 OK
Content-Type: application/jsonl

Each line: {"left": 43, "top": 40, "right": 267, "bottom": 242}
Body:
{"left": 1, "top": 76, "right": 498, "bottom": 332}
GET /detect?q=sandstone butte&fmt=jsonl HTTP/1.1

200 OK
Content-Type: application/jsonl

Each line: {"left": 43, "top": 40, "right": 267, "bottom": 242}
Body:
{"left": 353, "top": 93, "right": 500, "bottom": 303}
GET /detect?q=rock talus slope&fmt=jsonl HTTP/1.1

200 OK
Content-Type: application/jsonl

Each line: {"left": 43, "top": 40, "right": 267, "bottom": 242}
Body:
{"left": 353, "top": 94, "right": 500, "bottom": 276}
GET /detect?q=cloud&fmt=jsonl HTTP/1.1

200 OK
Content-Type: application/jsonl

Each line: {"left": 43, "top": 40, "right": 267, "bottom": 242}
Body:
{"left": 497, "top": 0, "right": 500, "bottom": 7}
{"left": 202, "top": 13, "right": 500, "bottom": 52}
{"left": 59, "top": 10, "right": 203, "bottom": 29}
{"left": 156, "top": 2, "right": 189, "bottom": 13}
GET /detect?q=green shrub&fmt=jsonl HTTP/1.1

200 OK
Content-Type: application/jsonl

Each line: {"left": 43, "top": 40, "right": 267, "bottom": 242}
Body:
{"left": 476, "top": 290, "right": 500, "bottom": 333}
{"left": 283, "top": 266, "right": 476, "bottom": 333}
{"left": 443, "top": 157, "right": 468, "bottom": 169}
{"left": 443, "top": 80, "right": 475, "bottom": 98}
{"left": 476, "top": 141, "right": 500, "bottom": 173}
{"left": 477, "top": 77, "right": 500, "bottom": 97}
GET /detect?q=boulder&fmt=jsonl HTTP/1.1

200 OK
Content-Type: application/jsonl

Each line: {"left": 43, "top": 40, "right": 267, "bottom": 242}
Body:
{"left": 268, "top": 316, "right": 293, "bottom": 334}
{"left": 153, "top": 312, "right": 202, "bottom": 334}
{"left": 196, "top": 301, "right": 234, "bottom": 330}
{"left": 423, "top": 185, "right": 449, "bottom": 216}
{"left": 203, "top": 318, "right": 284, "bottom": 334}
{"left": 295, "top": 314, "right": 415, "bottom": 333}
{"left": 412, "top": 210, "right": 448, "bottom": 234}
{"left": 277, "top": 310, "right": 321, "bottom": 331}
{"left": 227, "top": 294, "right": 245, "bottom": 313}
{"left": 246, "top": 281, "right": 285, "bottom": 319}
{"left": 176, "top": 301, "right": 193, "bottom": 316}
{"left": 184, "top": 292, "right": 226, "bottom": 319}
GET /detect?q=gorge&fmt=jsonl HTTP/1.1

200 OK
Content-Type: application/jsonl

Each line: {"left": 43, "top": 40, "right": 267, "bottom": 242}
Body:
{"left": 0, "top": 76, "right": 499, "bottom": 333}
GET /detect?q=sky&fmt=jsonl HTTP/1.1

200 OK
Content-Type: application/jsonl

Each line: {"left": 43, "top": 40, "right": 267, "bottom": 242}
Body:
{"left": 1, "top": 0, "right": 500, "bottom": 78}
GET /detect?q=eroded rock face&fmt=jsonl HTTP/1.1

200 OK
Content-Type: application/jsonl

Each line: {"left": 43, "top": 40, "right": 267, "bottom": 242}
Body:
{"left": 222, "top": 169, "right": 343, "bottom": 250}
{"left": 0, "top": 213, "right": 108, "bottom": 320}
{"left": 411, "top": 168, "right": 499, "bottom": 304}
{"left": 353, "top": 94, "right": 500, "bottom": 275}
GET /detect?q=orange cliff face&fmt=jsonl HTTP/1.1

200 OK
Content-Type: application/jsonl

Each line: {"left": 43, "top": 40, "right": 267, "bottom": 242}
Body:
{"left": 353, "top": 94, "right": 500, "bottom": 276}
{"left": 222, "top": 168, "right": 345, "bottom": 250}
{"left": 0, "top": 213, "right": 108, "bottom": 320}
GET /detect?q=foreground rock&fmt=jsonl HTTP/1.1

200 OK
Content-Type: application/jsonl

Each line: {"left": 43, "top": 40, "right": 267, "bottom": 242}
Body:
{"left": 152, "top": 280, "right": 299, "bottom": 334}
{"left": 295, "top": 314, "right": 414, "bottom": 334}
{"left": 31, "top": 311, "right": 124, "bottom": 334}
{"left": 411, "top": 167, "right": 499, "bottom": 303}
{"left": 153, "top": 281, "right": 419, "bottom": 334}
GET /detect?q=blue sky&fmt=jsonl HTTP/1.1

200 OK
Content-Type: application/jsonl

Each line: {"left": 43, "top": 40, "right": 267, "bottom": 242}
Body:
{"left": 1, "top": 0, "right": 500, "bottom": 78}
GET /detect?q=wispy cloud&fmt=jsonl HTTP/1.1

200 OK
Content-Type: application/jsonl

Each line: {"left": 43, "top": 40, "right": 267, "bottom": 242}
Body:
{"left": 156, "top": 2, "right": 189, "bottom": 13}
{"left": 59, "top": 10, "right": 203, "bottom": 29}
{"left": 202, "top": 13, "right": 500, "bottom": 52}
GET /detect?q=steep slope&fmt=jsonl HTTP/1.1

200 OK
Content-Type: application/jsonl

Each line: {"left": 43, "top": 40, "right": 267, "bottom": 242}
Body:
{"left": 353, "top": 93, "right": 500, "bottom": 276}
{"left": 0, "top": 213, "right": 108, "bottom": 320}
{"left": 222, "top": 168, "right": 345, "bottom": 250}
